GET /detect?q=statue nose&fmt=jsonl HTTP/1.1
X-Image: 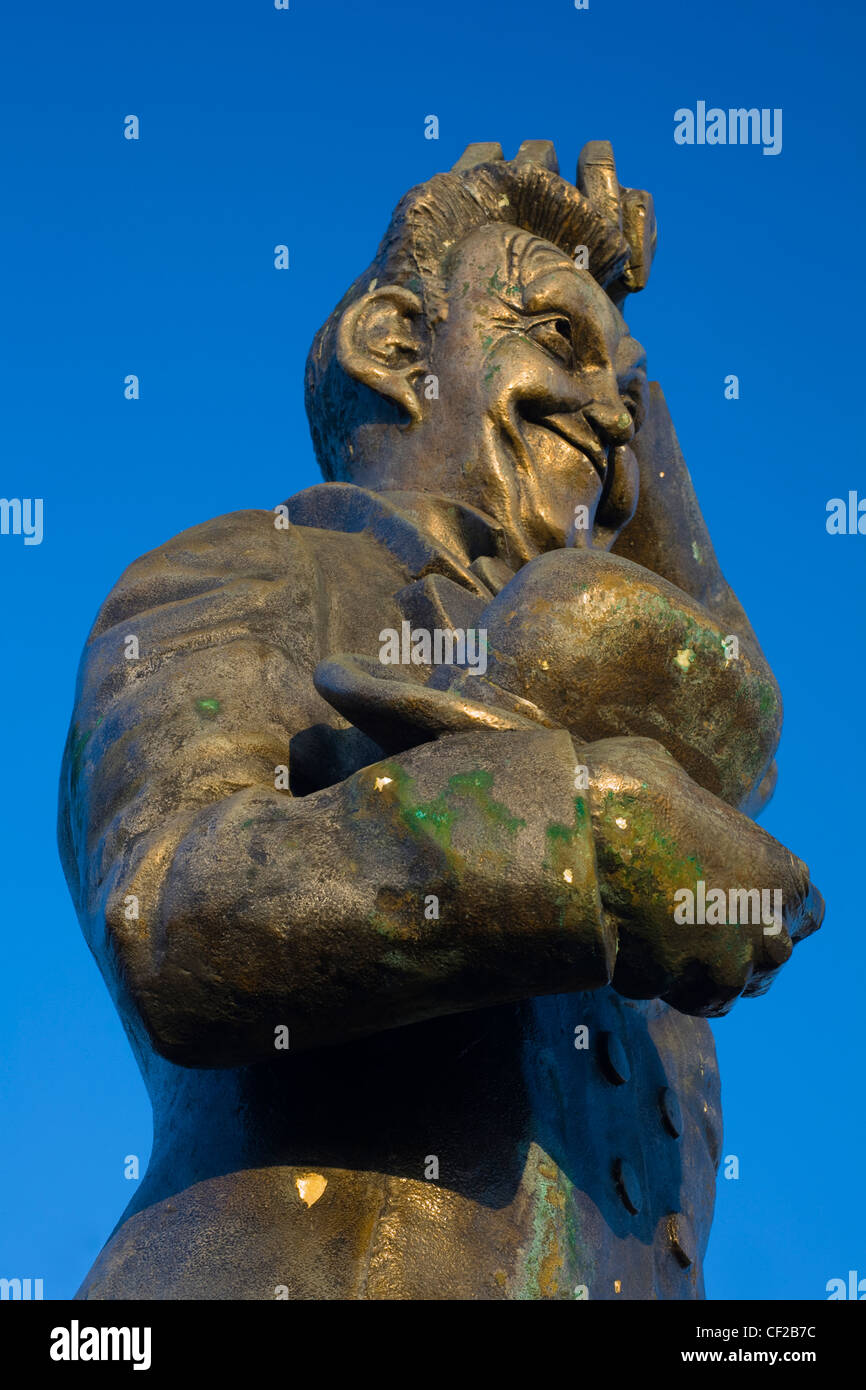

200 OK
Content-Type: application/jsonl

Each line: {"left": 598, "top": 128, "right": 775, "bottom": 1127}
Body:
{"left": 584, "top": 398, "right": 635, "bottom": 448}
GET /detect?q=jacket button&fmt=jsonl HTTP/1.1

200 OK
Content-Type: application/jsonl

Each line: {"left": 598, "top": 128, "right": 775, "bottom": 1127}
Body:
{"left": 666, "top": 1213, "right": 696, "bottom": 1268}
{"left": 659, "top": 1086, "right": 683, "bottom": 1138}
{"left": 598, "top": 1031, "right": 631, "bottom": 1085}
{"left": 613, "top": 1158, "right": 642, "bottom": 1214}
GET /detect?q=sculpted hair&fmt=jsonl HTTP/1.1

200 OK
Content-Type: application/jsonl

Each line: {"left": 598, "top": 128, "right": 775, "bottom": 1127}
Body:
{"left": 304, "top": 157, "right": 631, "bottom": 482}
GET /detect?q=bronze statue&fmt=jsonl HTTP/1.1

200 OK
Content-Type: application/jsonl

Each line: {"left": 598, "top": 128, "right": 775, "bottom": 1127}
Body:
{"left": 59, "top": 139, "right": 823, "bottom": 1300}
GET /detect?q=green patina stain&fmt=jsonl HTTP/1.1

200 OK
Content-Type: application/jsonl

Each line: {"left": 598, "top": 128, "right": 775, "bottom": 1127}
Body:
{"left": 643, "top": 592, "right": 736, "bottom": 670}
{"left": 483, "top": 363, "right": 501, "bottom": 383}
{"left": 547, "top": 796, "right": 587, "bottom": 848}
{"left": 757, "top": 681, "right": 778, "bottom": 717}
{"left": 514, "top": 1149, "right": 585, "bottom": 1300}
{"left": 542, "top": 797, "right": 594, "bottom": 928}
{"left": 640, "top": 591, "right": 780, "bottom": 742}
{"left": 486, "top": 268, "right": 505, "bottom": 294}
{"left": 195, "top": 697, "right": 221, "bottom": 718}
{"left": 447, "top": 768, "right": 526, "bottom": 834}
{"left": 731, "top": 674, "right": 779, "bottom": 730}
{"left": 406, "top": 794, "right": 456, "bottom": 846}
{"left": 594, "top": 787, "right": 706, "bottom": 916}
{"left": 370, "top": 762, "right": 525, "bottom": 859}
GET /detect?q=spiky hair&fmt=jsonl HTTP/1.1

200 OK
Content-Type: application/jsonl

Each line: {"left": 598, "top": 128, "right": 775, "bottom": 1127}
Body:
{"left": 305, "top": 154, "right": 632, "bottom": 482}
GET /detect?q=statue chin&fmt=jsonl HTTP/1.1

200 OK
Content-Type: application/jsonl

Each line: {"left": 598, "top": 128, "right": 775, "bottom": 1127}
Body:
{"left": 475, "top": 548, "right": 782, "bottom": 810}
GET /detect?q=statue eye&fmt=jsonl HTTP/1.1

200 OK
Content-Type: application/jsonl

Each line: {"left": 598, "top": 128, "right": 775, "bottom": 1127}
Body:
{"left": 527, "top": 317, "right": 574, "bottom": 367}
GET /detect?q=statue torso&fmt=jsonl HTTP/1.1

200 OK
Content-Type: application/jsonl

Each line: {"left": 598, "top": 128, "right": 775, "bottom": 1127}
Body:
{"left": 74, "top": 488, "right": 721, "bottom": 1301}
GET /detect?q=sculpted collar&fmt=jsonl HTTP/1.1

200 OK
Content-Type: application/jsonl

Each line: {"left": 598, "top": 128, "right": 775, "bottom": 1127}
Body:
{"left": 285, "top": 482, "right": 526, "bottom": 600}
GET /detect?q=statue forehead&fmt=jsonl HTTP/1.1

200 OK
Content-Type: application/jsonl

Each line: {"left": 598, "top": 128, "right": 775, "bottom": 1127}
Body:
{"left": 445, "top": 222, "right": 628, "bottom": 333}
{"left": 447, "top": 222, "right": 573, "bottom": 277}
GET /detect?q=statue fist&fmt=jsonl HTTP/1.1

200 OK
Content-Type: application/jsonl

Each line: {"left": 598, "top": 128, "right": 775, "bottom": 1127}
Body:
{"left": 582, "top": 736, "right": 823, "bottom": 1016}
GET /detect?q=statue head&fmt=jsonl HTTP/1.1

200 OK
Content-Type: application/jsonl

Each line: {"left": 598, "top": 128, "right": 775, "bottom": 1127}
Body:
{"left": 305, "top": 140, "right": 657, "bottom": 560}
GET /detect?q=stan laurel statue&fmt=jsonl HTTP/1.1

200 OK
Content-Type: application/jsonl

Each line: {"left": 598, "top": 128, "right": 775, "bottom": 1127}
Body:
{"left": 59, "top": 140, "right": 823, "bottom": 1300}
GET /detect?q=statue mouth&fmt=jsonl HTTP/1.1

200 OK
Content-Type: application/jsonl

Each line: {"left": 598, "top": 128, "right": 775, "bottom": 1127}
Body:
{"left": 525, "top": 409, "right": 609, "bottom": 484}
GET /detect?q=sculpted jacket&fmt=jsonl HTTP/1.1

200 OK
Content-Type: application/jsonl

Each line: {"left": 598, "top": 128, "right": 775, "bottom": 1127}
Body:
{"left": 59, "top": 386, "right": 744, "bottom": 1299}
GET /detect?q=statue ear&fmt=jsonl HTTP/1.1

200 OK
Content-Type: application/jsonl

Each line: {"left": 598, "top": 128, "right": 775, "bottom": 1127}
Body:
{"left": 337, "top": 286, "right": 426, "bottom": 425}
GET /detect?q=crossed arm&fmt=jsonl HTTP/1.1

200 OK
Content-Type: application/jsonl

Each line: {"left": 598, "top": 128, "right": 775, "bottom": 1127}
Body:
{"left": 58, "top": 516, "right": 615, "bottom": 1067}
{"left": 58, "top": 501, "right": 819, "bottom": 1071}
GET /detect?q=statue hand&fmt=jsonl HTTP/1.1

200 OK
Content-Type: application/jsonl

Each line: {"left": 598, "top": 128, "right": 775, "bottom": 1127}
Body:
{"left": 576, "top": 139, "right": 657, "bottom": 303}
{"left": 449, "top": 137, "right": 657, "bottom": 304}
{"left": 313, "top": 657, "right": 822, "bottom": 1020}
{"left": 582, "top": 736, "right": 824, "bottom": 1016}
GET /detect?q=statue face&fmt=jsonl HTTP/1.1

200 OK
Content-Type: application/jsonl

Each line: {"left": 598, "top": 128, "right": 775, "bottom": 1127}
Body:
{"left": 431, "top": 225, "right": 647, "bottom": 554}
{"left": 358, "top": 223, "right": 649, "bottom": 560}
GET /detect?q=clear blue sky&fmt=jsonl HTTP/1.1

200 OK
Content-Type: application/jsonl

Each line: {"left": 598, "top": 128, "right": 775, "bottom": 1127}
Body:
{"left": 1, "top": 0, "right": 863, "bottom": 1300}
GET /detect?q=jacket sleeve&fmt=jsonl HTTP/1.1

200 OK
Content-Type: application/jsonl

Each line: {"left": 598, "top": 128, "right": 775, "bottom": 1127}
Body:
{"left": 58, "top": 510, "right": 614, "bottom": 1067}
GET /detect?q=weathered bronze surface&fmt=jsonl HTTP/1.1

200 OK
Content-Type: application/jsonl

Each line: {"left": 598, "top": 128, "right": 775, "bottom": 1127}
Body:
{"left": 59, "top": 139, "right": 823, "bottom": 1300}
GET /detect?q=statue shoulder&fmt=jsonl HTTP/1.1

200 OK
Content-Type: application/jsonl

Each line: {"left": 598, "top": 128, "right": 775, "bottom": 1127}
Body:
{"left": 90, "top": 507, "right": 314, "bottom": 640}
